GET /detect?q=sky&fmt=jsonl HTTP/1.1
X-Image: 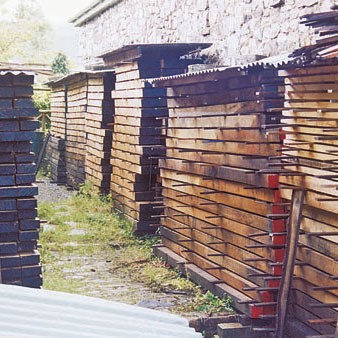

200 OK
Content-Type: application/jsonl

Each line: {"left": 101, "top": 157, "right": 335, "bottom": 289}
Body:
{"left": 0, "top": 0, "right": 94, "bottom": 63}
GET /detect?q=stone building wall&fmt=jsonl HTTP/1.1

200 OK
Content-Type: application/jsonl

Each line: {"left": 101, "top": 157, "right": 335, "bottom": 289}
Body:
{"left": 78, "top": 0, "right": 335, "bottom": 67}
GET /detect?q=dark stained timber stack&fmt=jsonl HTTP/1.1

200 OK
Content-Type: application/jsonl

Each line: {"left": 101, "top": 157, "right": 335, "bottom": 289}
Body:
{"left": 152, "top": 67, "right": 287, "bottom": 320}
{"left": 85, "top": 72, "right": 115, "bottom": 191}
{"left": 277, "top": 64, "right": 338, "bottom": 337}
{"left": 45, "top": 136, "right": 66, "bottom": 184}
{"left": 0, "top": 72, "right": 42, "bottom": 288}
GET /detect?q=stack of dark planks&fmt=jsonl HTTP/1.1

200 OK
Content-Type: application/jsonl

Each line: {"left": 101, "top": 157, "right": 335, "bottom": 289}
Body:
{"left": 277, "top": 64, "right": 338, "bottom": 337}
{"left": 85, "top": 72, "right": 115, "bottom": 191}
{"left": 0, "top": 71, "right": 42, "bottom": 287}
{"left": 104, "top": 44, "right": 210, "bottom": 234}
{"left": 152, "top": 67, "right": 287, "bottom": 320}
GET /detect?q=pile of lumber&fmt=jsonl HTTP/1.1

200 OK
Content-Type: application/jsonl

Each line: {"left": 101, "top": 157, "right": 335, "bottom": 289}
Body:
{"left": 109, "top": 60, "right": 178, "bottom": 234}
{"left": 104, "top": 44, "right": 211, "bottom": 234}
{"left": 63, "top": 74, "right": 87, "bottom": 188}
{"left": 0, "top": 72, "right": 41, "bottom": 287}
{"left": 46, "top": 136, "right": 66, "bottom": 184}
{"left": 85, "top": 72, "right": 115, "bottom": 191}
{"left": 278, "top": 64, "right": 338, "bottom": 337}
{"left": 48, "top": 75, "right": 86, "bottom": 188}
{"left": 48, "top": 71, "right": 115, "bottom": 190}
{"left": 49, "top": 83, "right": 66, "bottom": 139}
{"left": 292, "top": 10, "right": 338, "bottom": 61}
{"left": 152, "top": 67, "right": 286, "bottom": 319}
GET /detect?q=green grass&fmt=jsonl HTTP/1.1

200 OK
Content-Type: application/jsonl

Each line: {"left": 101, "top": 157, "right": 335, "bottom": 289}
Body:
{"left": 38, "top": 182, "right": 234, "bottom": 314}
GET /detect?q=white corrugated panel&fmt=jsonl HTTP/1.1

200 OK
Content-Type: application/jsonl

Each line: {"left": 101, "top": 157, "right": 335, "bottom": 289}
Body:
{"left": 0, "top": 284, "right": 201, "bottom": 337}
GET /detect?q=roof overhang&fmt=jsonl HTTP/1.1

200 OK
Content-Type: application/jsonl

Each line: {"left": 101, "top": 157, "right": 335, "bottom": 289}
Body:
{"left": 46, "top": 69, "right": 115, "bottom": 87}
{"left": 100, "top": 43, "right": 212, "bottom": 67}
{"left": 70, "top": 0, "right": 124, "bottom": 27}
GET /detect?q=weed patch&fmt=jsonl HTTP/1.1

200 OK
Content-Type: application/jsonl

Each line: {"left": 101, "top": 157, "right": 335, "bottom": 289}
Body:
{"left": 38, "top": 182, "right": 234, "bottom": 315}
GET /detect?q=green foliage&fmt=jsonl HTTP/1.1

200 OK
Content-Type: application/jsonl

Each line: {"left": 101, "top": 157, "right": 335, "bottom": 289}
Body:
{"left": 52, "top": 52, "right": 70, "bottom": 75}
{"left": 33, "top": 88, "right": 51, "bottom": 130}
{"left": 192, "top": 290, "right": 233, "bottom": 313}
{"left": 38, "top": 182, "right": 234, "bottom": 315}
{"left": 0, "top": 0, "right": 53, "bottom": 63}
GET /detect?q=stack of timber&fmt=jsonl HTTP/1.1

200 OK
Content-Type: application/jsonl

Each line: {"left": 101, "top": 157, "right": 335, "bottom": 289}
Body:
{"left": 63, "top": 74, "right": 87, "bottom": 187}
{"left": 292, "top": 10, "right": 338, "bottom": 61}
{"left": 152, "top": 66, "right": 287, "bottom": 320}
{"left": 48, "top": 83, "right": 67, "bottom": 183}
{"left": 47, "top": 71, "right": 115, "bottom": 190}
{"left": 277, "top": 64, "right": 338, "bottom": 337}
{"left": 104, "top": 44, "right": 210, "bottom": 234}
{"left": 45, "top": 136, "right": 66, "bottom": 184}
{"left": 85, "top": 72, "right": 115, "bottom": 191}
{"left": 0, "top": 71, "right": 42, "bottom": 287}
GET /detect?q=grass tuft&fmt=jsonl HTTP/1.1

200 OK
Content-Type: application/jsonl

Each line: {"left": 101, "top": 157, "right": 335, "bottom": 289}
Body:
{"left": 38, "top": 182, "right": 234, "bottom": 314}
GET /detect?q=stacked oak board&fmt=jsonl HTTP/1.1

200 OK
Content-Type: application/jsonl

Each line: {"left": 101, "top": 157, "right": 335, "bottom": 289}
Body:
{"left": 104, "top": 44, "right": 210, "bottom": 234}
{"left": 47, "top": 71, "right": 115, "bottom": 190}
{"left": 277, "top": 64, "right": 338, "bottom": 337}
{"left": 63, "top": 74, "right": 87, "bottom": 187}
{"left": 0, "top": 72, "right": 41, "bottom": 287}
{"left": 48, "top": 83, "right": 67, "bottom": 183}
{"left": 152, "top": 67, "right": 286, "bottom": 320}
{"left": 85, "top": 72, "right": 115, "bottom": 192}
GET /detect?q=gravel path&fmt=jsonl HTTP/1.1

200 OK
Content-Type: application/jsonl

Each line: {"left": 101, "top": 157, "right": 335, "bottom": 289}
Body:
{"left": 36, "top": 177, "right": 74, "bottom": 203}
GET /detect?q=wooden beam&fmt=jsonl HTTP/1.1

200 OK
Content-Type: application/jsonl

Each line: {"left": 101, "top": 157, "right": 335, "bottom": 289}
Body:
{"left": 276, "top": 189, "right": 305, "bottom": 338}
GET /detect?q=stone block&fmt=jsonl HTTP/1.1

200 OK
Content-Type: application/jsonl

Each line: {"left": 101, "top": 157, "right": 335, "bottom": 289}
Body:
{"left": 217, "top": 323, "right": 261, "bottom": 338}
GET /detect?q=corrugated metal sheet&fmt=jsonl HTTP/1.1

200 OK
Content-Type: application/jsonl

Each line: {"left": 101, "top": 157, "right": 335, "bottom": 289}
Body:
{"left": 148, "top": 54, "right": 299, "bottom": 86}
{"left": 0, "top": 70, "right": 35, "bottom": 76}
{"left": 46, "top": 69, "right": 115, "bottom": 87}
{"left": 0, "top": 284, "right": 201, "bottom": 337}
{"left": 238, "top": 53, "right": 301, "bottom": 69}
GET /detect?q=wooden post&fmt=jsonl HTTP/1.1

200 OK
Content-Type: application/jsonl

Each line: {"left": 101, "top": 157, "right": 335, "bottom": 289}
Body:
{"left": 42, "top": 111, "right": 46, "bottom": 132}
{"left": 275, "top": 189, "right": 305, "bottom": 338}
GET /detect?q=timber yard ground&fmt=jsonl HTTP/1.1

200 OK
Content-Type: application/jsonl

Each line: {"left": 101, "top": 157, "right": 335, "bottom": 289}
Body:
{"left": 36, "top": 176, "right": 234, "bottom": 333}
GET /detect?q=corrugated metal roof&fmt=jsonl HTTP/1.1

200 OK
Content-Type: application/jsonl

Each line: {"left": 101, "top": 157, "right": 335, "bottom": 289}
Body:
{"left": 0, "top": 70, "right": 35, "bottom": 76}
{"left": 46, "top": 69, "right": 115, "bottom": 87}
{"left": 0, "top": 284, "right": 201, "bottom": 337}
{"left": 148, "top": 54, "right": 301, "bottom": 86}
{"left": 238, "top": 53, "right": 302, "bottom": 69}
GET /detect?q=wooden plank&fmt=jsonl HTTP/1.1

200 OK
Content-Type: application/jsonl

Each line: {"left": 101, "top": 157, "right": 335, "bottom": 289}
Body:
{"left": 276, "top": 190, "right": 305, "bottom": 338}
{"left": 162, "top": 159, "right": 278, "bottom": 188}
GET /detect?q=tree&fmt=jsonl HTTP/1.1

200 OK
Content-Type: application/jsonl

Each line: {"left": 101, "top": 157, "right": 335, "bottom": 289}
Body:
{"left": 0, "top": 0, "right": 53, "bottom": 63}
{"left": 51, "top": 52, "right": 70, "bottom": 75}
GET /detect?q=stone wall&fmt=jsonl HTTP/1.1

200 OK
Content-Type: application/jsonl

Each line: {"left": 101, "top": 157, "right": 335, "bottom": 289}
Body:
{"left": 78, "top": 0, "right": 335, "bottom": 67}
